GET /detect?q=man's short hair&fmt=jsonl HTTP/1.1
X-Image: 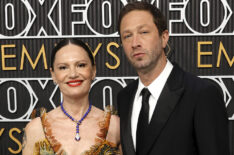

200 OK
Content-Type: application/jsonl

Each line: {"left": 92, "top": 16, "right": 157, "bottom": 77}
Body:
{"left": 118, "top": 2, "right": 167, "bottom": 36}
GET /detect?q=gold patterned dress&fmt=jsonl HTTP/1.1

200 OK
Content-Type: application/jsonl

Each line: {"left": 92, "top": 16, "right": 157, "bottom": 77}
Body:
{"left": 31, "top": 107, "right": 120, "bottom": 155}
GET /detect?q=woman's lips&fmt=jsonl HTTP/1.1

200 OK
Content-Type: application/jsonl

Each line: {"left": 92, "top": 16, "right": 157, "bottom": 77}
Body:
{"left": 67, "top": 80, "right": 82, "bottom": 87}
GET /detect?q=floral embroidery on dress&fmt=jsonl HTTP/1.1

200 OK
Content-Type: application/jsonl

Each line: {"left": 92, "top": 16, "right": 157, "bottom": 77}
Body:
{"left": 32, "top": 106, "right": 119, "bottom": 155}
{"left": 82, "top": 106, "right": 120, "bottom": 155}
{"left": 32, "top": 108, "right": 66, "bottom": 155}
{"left": 33, "top": 139, "right": 55, "bottom": 155}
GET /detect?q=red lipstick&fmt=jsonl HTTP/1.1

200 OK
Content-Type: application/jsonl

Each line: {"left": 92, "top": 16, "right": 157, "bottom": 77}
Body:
{"left": 67, "top": 80, "right": 82, "bottom": 87}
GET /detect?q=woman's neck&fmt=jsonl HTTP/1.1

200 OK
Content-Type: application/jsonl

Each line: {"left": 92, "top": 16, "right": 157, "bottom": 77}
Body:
{"left": 61, "top": 96, "right": 90, "bottom": 120}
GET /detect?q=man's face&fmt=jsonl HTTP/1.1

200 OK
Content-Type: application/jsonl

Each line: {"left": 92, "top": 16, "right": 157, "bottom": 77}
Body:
{"left": 120, "top": 10, "right": 169, "bottom": 72}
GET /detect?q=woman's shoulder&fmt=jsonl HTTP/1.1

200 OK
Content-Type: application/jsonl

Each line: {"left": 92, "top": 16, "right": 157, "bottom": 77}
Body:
{"left": 26, "top": 108, "right": 56, "bottom": 131}
{"left": 25, "top": 117, "right": 43, "bottom": 134}
{"left": 25, "top": 107, "right": 59, "bottom": 141}
{"left": 23, "top": 117, "right": 45, "bottom": 154}
{"left": 90, "top": 106, "right": 104, "bottom": 115}
{"left": 23, "top": 108, "right": 60, "bottom": 155}
{"left": 109, "top": 114, "right": 120, "bottom": 127}
{"left": 104, "top": 106, "right": 120, "bottom": 130}
{"left": 91, "top": 106, "right": 119, "bottom": 120}
{"left": 81, "top": 106, "right": 121, "bottom": 155}
{"left": 106, "top": 113, "right": 120, "bottom": 143}
{"left": 90, "top": 105, "right": 120, "bottom": 140}
{"left": 97, "top": 106, "right": 120, "bottom": 145}
{"left": 24, "top": 114, "right": 46, "bottom": 143}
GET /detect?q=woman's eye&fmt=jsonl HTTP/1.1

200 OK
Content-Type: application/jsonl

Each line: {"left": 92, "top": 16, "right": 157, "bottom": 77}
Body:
{"left": 58, "top": 66, "right": 66, "bottom": 70}
{"left": 78, "top": 63, "right": 86, "bottom": 68}
{"left": 141, "top": 31, "right": 148, "bottom": 34}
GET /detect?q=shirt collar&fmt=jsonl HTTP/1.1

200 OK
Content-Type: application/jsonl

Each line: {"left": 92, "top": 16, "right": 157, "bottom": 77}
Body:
{"left": 136, "top": 60, "right": 173, "bottom": 100}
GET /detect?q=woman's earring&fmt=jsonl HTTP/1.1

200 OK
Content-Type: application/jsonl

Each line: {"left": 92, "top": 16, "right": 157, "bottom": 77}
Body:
{"left": 53, "top": 81, "right": 57, "bottom": 85}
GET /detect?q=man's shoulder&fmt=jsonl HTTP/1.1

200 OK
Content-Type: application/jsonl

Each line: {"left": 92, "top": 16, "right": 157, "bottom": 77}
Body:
{"left": 174, "top": 65, "right": 221, "bottom": 95}
{"left": 171, "top": 63, "right": 220, "bottom": 92}
{"left": 118, "top": 79, "right": 138, "bottom": 95}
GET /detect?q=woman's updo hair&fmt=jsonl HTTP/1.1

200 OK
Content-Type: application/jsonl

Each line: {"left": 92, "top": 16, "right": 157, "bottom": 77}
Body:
{"left": 50, "top": 39, "right": 95, "bottom": 70}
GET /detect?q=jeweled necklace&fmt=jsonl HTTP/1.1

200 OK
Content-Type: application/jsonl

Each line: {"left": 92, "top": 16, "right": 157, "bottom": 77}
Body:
{"left": 60, "top": 101, "right": 92, "bottom": 141}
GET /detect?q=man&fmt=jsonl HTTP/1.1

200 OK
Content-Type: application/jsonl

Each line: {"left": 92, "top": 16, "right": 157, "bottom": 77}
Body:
{"left": 117, "top": 2, "right": 229, "bottom": 155}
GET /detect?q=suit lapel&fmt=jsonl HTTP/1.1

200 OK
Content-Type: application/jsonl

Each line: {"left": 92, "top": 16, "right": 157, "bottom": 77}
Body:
{"left": 140, "top": 65, "right": 185, "bottom": 155}
{"left": 121, "top": 80, "right": 138, "bottom": 155}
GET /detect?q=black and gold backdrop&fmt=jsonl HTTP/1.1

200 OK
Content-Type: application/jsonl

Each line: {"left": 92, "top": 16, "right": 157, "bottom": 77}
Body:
{"left": 0, "top": 0, "right": 233, "bottom": 154}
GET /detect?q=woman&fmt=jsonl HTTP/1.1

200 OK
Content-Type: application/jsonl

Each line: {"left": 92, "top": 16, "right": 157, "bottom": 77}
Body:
{"left": 22, "top": 39, "right": 121, "bottom": 155}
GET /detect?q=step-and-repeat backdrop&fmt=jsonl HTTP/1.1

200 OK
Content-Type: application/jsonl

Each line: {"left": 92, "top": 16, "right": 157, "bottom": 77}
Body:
{"left": 0, "top": 0, "right": 233, "bottom": 154}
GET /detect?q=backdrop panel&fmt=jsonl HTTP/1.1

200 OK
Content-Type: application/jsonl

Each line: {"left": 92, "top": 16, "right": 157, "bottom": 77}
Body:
{"left": 0, "top": 0, "right": 233, "bottom": 154}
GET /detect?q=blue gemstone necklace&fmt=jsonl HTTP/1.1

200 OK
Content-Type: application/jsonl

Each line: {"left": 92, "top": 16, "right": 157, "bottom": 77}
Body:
{"left": 60, "top": 101, "right": 92, "bottom": 141}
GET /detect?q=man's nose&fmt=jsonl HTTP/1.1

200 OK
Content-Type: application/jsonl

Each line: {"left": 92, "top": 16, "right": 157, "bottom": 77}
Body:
{"left": 132, "top": 35, "right": 141, "bottom": 49}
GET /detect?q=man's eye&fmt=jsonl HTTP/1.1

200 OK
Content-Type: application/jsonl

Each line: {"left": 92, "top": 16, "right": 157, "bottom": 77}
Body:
{"left": 123, "top": 34, "right": 131, "bottom": 39}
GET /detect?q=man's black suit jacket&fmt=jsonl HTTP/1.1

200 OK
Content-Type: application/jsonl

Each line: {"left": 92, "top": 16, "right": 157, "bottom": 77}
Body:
{"left": 117, "top": 64, "right": 229, "bottom": 155}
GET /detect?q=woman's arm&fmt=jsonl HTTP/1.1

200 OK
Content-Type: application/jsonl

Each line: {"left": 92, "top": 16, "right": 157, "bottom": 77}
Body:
{"left": 22, "top": 117, "right": 44, "bottom": 155}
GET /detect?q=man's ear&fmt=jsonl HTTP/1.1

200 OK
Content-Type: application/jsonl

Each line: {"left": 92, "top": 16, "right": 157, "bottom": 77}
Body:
{"left": 161, "top": 30, "right": 169, "bottom": 49}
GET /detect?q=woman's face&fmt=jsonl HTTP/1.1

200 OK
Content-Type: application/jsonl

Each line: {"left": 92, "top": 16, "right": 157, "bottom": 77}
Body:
{"left": 50, "top": 43, "right": 96, "bottom": 99}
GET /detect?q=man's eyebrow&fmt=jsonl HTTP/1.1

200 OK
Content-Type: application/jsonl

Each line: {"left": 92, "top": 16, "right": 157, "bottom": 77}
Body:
{"left": 121, "top": 30, "right": 131, "bottom": 34}
{"left": 121, "top": 24, "right": 149, "bottom": 34}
